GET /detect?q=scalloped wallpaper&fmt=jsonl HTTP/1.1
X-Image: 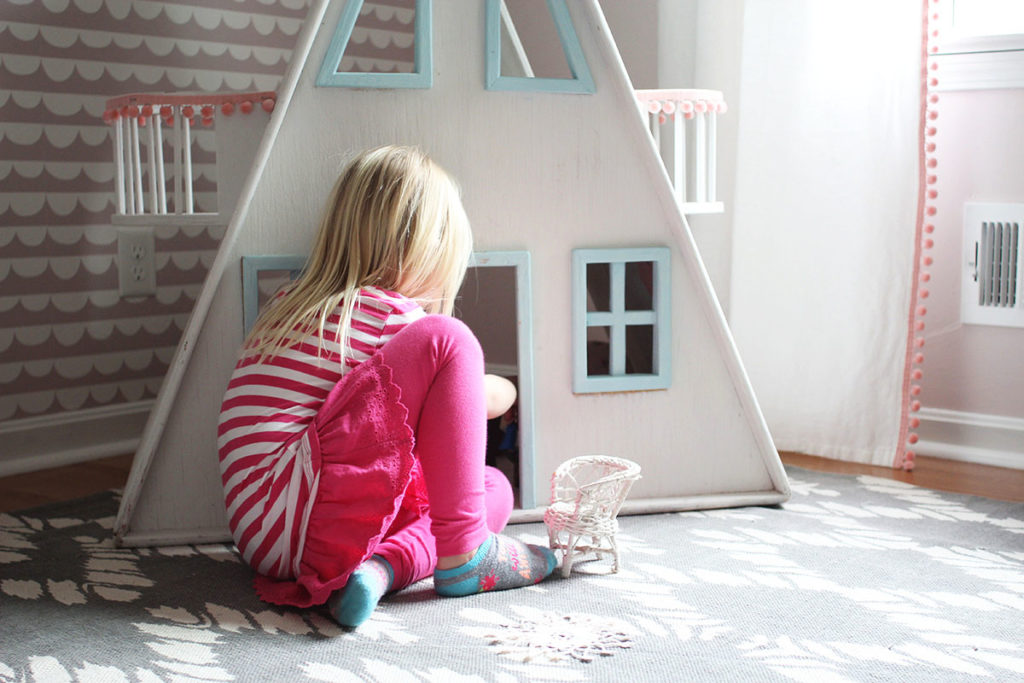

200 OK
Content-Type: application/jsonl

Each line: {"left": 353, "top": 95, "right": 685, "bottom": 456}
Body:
{"left": 0, "top": 0, "right": 414, "bottom": 462}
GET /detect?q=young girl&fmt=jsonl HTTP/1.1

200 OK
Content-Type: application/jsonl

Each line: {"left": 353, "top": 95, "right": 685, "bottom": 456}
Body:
{"left": 217, "top": 145, "right": 556, "bottom": 629}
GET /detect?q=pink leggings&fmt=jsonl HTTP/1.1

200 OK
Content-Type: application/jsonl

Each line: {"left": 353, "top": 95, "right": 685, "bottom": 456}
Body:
{"left": 370, "top": 315, "right": 513, "bottom": 590}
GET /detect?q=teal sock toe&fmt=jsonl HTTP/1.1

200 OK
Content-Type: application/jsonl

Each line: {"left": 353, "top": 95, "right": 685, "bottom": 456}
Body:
{"left": 434, "top": 533, "right": 558, "bottom": 598}
{"left": 328, "top": 557, "right": 393, "bottom": 628}
{"left": 542, "top": 545, "right": 557, "bottom": 575}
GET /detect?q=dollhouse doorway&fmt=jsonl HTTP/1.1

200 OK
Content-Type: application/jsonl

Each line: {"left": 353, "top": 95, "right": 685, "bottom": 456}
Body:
{"left": 240, "top": 250, "right": 538, "bottom": 509}
{"left": 456, "top": 251, "right": 537, "bottom": 509}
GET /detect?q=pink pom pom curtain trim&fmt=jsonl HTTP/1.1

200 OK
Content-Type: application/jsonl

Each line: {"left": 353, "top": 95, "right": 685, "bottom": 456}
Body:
{"left": 896, "top": 0, "right": 941, "bottom": 471}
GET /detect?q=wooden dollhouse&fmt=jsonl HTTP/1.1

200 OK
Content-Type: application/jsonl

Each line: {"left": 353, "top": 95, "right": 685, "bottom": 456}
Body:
{"left": 110, "top": 0, "right": 788, "bottom": 546}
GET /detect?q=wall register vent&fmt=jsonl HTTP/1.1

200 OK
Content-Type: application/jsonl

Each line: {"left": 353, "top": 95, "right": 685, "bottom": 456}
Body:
{"left": 962, "top": 202, "right": 1024, "bottom": 328}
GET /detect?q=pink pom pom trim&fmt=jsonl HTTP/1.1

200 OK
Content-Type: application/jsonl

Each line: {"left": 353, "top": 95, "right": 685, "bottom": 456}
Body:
{"left": 101, "top": 91, "right": 277, "bottom": 126}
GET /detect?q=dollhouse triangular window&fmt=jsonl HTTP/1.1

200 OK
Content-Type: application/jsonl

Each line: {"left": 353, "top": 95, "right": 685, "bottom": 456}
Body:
{"left": 486, "top": 0, "right": 595, "bottom": 94}
{"left": 317, "top": 0, "right": 432, "bottom": 89}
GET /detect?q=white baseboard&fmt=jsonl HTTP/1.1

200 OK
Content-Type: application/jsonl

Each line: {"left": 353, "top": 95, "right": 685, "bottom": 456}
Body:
{"left": 0, "top": 401, "right": 153, "bottom": 477}
{"left": 915, "top": 407, "right": 1024, "bottom": 471}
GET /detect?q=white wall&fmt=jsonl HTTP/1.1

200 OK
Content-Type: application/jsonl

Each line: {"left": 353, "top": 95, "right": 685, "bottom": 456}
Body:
{"left": 681, "top": 0, "right": 745, "bottom": 316}
{"left": 600, "top": 0, "right": 660, "bottom": 88}
{"left": 599, "top": 0, "right": 741, "bottom": 313}
{"left": 567, "top": 2, "right": 1024, "bottom": 468}
{"left": 916, "top": 87, "right": 1024, "bottom": 468}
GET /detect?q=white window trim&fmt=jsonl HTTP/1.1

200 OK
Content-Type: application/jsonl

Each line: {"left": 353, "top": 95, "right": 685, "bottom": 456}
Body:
{"left": 934, "top": 1, "right": 1024, "bottom": 91}
{"left": 932, "top": 49, "right": 1024, "bottom": 91}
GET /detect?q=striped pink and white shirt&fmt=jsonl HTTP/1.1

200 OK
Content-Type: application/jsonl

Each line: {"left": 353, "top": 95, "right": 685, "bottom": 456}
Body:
{"left": 217, "top": 287, "right": 424, "bottom": 579}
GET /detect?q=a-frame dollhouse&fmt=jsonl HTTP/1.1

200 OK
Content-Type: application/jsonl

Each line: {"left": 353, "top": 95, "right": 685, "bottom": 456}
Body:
{"left": 113, "top": 0, "right": 789, "bottom": 546}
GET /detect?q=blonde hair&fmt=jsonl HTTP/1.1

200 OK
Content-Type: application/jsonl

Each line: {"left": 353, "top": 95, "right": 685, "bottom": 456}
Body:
{"left": 244, "top": 145, "right": 472, "bottom": 360}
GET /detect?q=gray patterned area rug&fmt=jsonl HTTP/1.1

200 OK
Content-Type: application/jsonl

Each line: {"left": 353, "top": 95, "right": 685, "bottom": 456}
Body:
{"left": 2, "top": 466, "right": 1023, "bottom": 683}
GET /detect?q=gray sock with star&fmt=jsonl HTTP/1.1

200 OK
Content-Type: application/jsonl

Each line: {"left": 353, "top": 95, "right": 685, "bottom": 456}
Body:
{"left": 433, "top": 533, "right": 557, "bottom": 597}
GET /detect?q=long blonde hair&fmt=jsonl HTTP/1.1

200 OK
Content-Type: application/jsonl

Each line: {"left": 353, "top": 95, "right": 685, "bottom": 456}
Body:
{"left": 244, "top": 145, "right": 473, "bottom": 360}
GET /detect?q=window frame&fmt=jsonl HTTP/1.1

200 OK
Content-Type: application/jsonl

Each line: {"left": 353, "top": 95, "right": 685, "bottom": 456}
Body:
{"left": 316, "top": 0, "right": 433, "bottom": 89}
{"left": 933, "top": 0, "right": 1024, "bottom": 91}
{"left": 484, "top": 0, "right": 594, "bottom": 94}
{"left": 241, "top": 255, "right": 305, "bottom": 334}
{"left": 572, "top": 247, "right": 671, "bottom": 394}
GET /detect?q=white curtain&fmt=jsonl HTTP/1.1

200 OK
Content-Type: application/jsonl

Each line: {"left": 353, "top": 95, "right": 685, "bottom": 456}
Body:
{"left": 729, "top": 0, "right": 923, "bottom": 465}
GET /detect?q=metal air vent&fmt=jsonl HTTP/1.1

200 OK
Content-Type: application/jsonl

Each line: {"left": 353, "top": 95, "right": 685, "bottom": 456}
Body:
{"left": 962, "top": 202, "right": 1024, "bottom": 328}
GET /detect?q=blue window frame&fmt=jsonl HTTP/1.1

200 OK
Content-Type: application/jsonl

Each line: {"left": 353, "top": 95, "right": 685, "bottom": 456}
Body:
{"left": 485, "top": 0, "right": 594, "bottom": 94}
{"left": 241, "top": 255, "right": 305, "bottom": 334}
{"left": 463, "top": 250, "right": 537, "bottom": 508}
{"left": 572, "top": 248, "right": 671, "bottom": 393}
{"left": 317, "top": 0, "right": 432, "bottom": 89}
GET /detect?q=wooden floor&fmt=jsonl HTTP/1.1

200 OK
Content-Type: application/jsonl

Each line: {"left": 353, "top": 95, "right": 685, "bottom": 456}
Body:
{"left": 780, "top": 452, "right": 1024, "bottom": 503}
{"left": 0, "top": 451, "right": 1021, "bottom": 514}
{"left": 0, "top": 454, "right": 135, "bottom": 514}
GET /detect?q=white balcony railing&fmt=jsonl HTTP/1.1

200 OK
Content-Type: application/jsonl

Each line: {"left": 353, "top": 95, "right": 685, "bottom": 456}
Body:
{"left": 103, "top": 91, "right": 276, "bottom": 223}
{"left": 636, "top": 89, "right": 726, "bottom": 215}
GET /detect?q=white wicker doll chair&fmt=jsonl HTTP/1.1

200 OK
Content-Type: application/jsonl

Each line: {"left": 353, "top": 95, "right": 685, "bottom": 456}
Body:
{"left": 544, "top": 455, "right": 641, "bottom": 578}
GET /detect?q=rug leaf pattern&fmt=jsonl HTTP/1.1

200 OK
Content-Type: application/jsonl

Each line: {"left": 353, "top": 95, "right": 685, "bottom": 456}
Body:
{"left": 1, "top": 468, "right": 1023, "bottom": 682}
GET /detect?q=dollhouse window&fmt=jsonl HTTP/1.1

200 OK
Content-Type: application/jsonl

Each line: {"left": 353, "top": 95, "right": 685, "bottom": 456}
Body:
{"left": 572, "top": 248, "right": 671, "bottom": 393}
{"left": 241, "top": 255, "right": 306, "bottom": 333}
{"left": 485, "top": 0, "right": 594, "bottom": 94}
{"left": 317, "top": 0, "right": 432, "bottom": 89}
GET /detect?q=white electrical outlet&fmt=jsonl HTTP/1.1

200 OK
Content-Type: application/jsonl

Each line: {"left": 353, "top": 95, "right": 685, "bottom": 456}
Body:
{"left": 117, "top": 227, "right": 157, "bottom": 297}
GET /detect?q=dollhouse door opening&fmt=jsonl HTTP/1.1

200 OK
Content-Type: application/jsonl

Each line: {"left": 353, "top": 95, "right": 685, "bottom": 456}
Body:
{"left": 455, "top": 251, "right": 537, "bottom": 509}
{"left": 238, "top": 251, "right": 538, "bottom": 510}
